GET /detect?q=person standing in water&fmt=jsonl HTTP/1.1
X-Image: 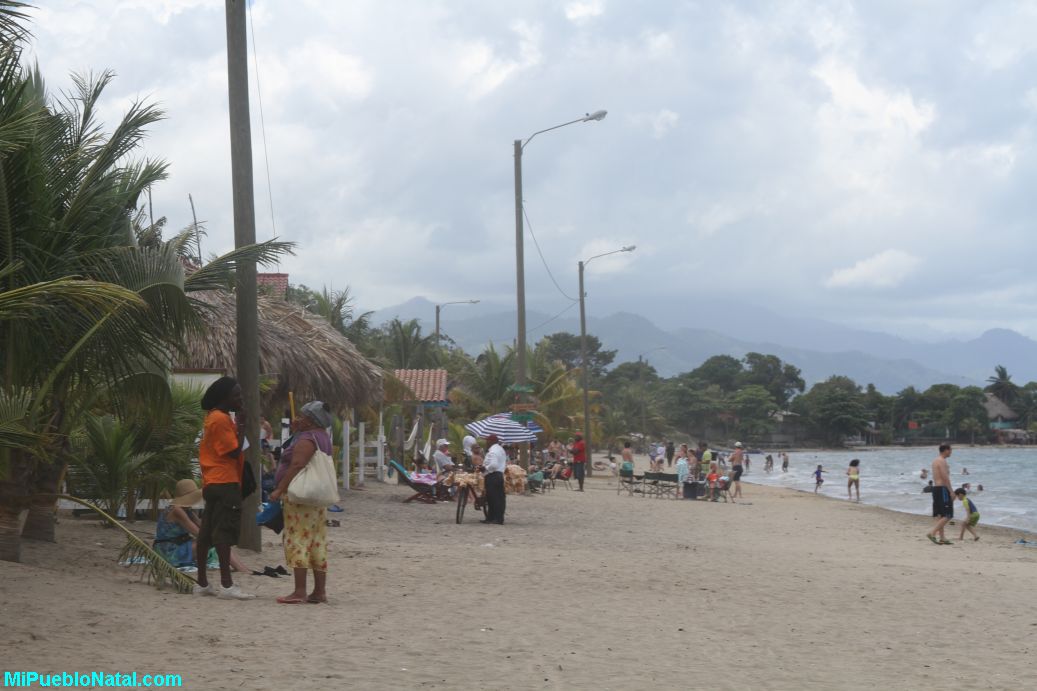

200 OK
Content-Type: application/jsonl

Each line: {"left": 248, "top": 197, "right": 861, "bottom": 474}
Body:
{"left": 781, "top": 452, "right": 789, "bottom": 473}
{"left": 847, "top": 459, "right": 860, "bottom": 502}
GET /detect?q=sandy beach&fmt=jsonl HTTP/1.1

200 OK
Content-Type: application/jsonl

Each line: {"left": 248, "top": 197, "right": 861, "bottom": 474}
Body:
{"left": 3, "top": 460, "right": 1035, "bottom": 690}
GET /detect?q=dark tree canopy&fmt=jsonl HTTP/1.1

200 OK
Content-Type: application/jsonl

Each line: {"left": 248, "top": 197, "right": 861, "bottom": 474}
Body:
{"left": 538, "top": 331, "right": 616, "bottom": 379}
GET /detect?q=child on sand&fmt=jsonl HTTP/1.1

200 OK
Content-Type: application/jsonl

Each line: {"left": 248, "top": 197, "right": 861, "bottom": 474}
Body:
{"left": 954, "top": 488, "right": 980, "bottom": 541}
{"left": 847, "top": 459, "right": 860, "bottom": 502}
{"left": 707, "top": 463, "right": 719, "bottom": 501}
{"left": 814, "top": 465, "right": 825, "bottom": 493}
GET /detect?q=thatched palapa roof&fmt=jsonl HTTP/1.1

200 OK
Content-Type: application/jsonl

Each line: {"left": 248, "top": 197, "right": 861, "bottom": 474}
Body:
{"left": 176, "top": 291, "right": 383, "bottom": 411}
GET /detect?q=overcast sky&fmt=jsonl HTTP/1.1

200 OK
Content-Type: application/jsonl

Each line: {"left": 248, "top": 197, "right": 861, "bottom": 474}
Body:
{"left": 28, "top": 1, "right": 1037, "bottom": 341}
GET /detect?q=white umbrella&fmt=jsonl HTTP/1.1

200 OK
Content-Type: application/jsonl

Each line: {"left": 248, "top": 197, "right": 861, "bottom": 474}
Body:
{"left": 465, "top": 415, "right": 537, "bottom": 443}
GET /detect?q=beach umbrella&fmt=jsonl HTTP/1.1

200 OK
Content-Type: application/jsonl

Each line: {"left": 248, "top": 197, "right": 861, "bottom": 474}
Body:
{"left": 492, "top": 412, "right": 544, "bottom": 434}
{"left": 465, "top": 415, "right": 537, "bottom": 443}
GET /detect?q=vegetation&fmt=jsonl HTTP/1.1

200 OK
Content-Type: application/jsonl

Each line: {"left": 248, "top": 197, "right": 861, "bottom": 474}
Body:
{"left": 0, "top": 6, "right": 289, "bottom": 566}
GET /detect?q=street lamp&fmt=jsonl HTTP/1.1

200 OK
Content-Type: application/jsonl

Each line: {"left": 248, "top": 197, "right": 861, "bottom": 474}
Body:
{"left": 639, "top": 347, "right": 666, "bottom": 454}
{"left": 435, "top": 299, "right": 479, "bottom": 346}
{"left": 579, "top": 245, "right": 636, "bottom": 473}
{"left": 513, "top": 110, "right": 608, "bottom": 399}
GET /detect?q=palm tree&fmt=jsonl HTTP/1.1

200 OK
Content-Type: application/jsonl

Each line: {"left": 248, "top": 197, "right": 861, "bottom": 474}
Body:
{"left": 0, "top": 19, "right": 291, "bottom": 560}
{"left": 985, "top": 365, "right": 1020, "bottom": 407}
{"left": 377, "top": 318, "right": 438, "bottom": 370}
{"left": 451, "top": 344, "right": 514, "bottom": 418}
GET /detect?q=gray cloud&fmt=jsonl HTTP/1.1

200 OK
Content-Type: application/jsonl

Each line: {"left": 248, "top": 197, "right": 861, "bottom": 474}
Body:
{"left": 27, "top": 0, "right": 1037, "bottom": 338}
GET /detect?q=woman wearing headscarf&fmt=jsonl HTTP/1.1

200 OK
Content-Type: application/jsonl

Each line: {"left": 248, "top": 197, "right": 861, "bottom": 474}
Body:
{"left": 269, "top": 400, "right": 334, "bottom": 604}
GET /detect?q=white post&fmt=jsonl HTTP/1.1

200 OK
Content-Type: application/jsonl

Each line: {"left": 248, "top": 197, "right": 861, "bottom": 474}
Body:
{"left": 376, "top": 407, "right": 385, "bottom": 482}
{"left": 341, "top": 420, "right": 351, "bottom": 490}
{"left": 357, "top": 421, "right": 366, "bottom": 487}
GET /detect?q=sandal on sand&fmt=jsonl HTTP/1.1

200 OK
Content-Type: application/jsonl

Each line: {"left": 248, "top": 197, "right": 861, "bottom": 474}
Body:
{"left": 974, "top": 536, "right": 980, "bottom": 541}
{"left": 277, "top": 595, "right": 306, "bottom": 604}
{"left": 927, "top": 535, "right": 939, "bottom": 544}
{"left": 938, "top": 539, "right": 953, "bottom": 545}
{"left": 275, "top": 565, "right": 289, "bottom": 576}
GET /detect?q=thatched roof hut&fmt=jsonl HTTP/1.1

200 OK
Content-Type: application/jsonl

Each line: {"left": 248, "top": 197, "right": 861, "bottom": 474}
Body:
{"left": 175, "top": 291, "right": 383, "bottom": 412}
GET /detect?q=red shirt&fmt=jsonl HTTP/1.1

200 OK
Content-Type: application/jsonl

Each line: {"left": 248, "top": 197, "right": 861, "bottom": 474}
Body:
{"left": 571, "top": 440, "right": 586, "bottom": 463}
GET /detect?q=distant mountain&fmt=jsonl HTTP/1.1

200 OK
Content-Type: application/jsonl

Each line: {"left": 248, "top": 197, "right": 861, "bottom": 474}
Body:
{"left": 365, "top": 298, "right": 1037, "bottom": 391}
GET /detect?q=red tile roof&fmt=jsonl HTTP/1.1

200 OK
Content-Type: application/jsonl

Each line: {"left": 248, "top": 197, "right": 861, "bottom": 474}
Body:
{"left": 393, "top": 369, "right": 448, "bottom": 404}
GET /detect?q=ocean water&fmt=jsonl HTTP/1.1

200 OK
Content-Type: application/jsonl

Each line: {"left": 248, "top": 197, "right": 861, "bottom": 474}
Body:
{"left": 741, "top": 447, "right": 1037, "bottom": 533}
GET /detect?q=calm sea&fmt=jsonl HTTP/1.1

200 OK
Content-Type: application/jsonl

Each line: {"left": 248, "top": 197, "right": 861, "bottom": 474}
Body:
{"left": 742, "top": 447, "right": 1037, "bottom": 533}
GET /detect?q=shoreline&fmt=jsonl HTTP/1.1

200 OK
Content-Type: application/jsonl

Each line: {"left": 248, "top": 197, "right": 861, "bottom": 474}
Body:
{"left": 741, "top": 477, "right": 1036, "bottom": 540}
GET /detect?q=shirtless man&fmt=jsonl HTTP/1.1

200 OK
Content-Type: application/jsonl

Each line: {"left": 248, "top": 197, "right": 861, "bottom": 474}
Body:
{"left": 729, "top": 442, "right": 745, "bottom": 499}
{"left": 926, "top": 444, "right": 954, "bottom": 545}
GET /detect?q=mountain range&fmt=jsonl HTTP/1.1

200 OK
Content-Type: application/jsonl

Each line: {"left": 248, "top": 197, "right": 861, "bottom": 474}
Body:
{"left": 366, "top": 297, "right": 1037, "bottom": 393}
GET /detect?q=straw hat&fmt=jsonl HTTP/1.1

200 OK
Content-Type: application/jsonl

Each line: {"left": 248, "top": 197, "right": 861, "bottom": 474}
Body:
{"left": 170, "top": 479, "right": 203, "bottom": 507}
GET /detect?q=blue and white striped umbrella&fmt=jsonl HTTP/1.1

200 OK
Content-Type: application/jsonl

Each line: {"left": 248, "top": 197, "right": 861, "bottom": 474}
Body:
{"left": 492, "top": 412, "right": 544, "bottom": 434}
{"left": 465, "top": 415, "right": 538, "bottom": 443}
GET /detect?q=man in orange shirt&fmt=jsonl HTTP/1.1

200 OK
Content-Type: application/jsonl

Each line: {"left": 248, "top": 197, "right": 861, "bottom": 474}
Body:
{"left": 195, "top": 377, "right": 254, "bottom": 600}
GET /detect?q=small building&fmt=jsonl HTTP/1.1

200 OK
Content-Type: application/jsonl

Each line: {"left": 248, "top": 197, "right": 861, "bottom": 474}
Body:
{"left": 983, "top": 393, "right": 1018, "bottom": 430}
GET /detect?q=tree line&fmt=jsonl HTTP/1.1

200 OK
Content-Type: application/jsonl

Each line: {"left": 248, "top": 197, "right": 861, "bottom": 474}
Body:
{"left": 286, "top": 285, "right": 1036, "bottom": 450}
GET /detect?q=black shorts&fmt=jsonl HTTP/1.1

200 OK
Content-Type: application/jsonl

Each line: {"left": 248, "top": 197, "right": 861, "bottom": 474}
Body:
{"left": 732, "top": 465, "right": 743, "bottom": 481}
{"left": 199, "top": 482, "right": 242, "bottom": 546}
{"left": 931, "top": 486, "right": 954, "bottom": 519}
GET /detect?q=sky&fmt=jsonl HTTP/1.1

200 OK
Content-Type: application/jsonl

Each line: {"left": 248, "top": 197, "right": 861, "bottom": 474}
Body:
{"left": 26, "top": 0, "right": 1037, "bottom": 341}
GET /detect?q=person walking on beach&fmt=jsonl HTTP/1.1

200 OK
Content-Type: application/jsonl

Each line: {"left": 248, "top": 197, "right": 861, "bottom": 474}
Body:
{"left": 847, "top": 459, "right": 860, "bottom": 502}
{"left": 813, "top": 464, "right": 825, "bottom": 493}
{"left": 729, "top": 442, "right": 745, "bottom": 499}
{"left": 570, "top": 434, "right": 587, "bottom": 491}
{"left": 926, "top": 444, "right": 954, "bottom": 545}
{"left": 954, "top": 488, "right": 980, "bottom": 541}
{"left": 482, "top": 434, "right": 507, "bottom": 524}
{"left": 194, "top": 377, "right": 254, "bottom": 600}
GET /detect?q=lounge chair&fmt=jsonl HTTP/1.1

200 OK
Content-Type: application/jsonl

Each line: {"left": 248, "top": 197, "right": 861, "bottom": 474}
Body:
{"left": 388, "top": 460, "right": 438, "bottom": 504}
{"left": 617, "top": 467, "right": 642, "bottom": 496}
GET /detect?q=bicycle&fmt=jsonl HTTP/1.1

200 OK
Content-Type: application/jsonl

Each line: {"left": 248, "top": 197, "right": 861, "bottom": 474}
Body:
{"left": 453, "top": 471, "right": 489, "bottom": 524}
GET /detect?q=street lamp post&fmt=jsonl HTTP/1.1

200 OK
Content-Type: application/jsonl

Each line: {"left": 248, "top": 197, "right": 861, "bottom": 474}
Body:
{"left": 513, "top": 110, "right": 608, "bottom": 387}
{"left": 513, "top": 110, "right": 607, "bottom": 466}
{"left": 579, "top": 245, "right": 635, "bottom": 474}
{"left": 435, "top": 299, "right": 479, "bottom": 347}
{"left": 638, "top": 347, "right": 666, "bottom": 454}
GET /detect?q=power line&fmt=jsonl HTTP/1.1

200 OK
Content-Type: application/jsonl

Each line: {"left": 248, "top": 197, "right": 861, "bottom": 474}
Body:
{"left": 528, "top": 301, "right": 579, "bottom": 336}
{"left": 522, "top": 204, "right": 578, "bottom": 303}
{"left": 247, "top": 1, "right": 278, "bottom": 251}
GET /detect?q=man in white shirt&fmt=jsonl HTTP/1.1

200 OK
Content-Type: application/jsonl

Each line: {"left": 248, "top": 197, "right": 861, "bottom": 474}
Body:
{"left": 432, "top": 439, "right": 454, "bottom": 476}
{"left": 481, "top": 434, "right": 507, "bottom": 524}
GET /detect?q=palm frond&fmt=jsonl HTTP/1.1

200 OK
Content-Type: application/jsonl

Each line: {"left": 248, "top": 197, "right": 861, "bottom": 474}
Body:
{"left": 51, "top": 494, "right": 196, "bottom": 593}
{"left": 184, "top": 239, "right": 296, "bottom": 293}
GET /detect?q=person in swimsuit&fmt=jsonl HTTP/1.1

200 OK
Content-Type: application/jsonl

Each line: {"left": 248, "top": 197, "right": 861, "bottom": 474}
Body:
{"left": 926, "top": 444, "right": 954, "bottom": 545}
{"left": 781, "top": 452, "right": 789, "bottom": 473}
{"left": 847, "top": 458, "right": 860, "bottom": 502}
{"left": 813, "top": 465, "right": 825, "bottom": 493}
{"left": 729, "top": 442, "right": 745, "bottom": 499}
{"left": 954, "top": 488, "right": 980, "bottom": 541}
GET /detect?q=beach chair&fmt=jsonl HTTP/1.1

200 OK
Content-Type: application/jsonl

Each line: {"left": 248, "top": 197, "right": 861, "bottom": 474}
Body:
{"left": 655, "top": 473, "right": 679, "bottom": 499}
{"left": 709, "top": 478, "right": 731, "bottom": 503}
{"left": 616, "top": 468, "right": 642, "bottom": 496}
{"left": 388, "top": 460, "right": 437, "bottom": 504}
{"left": 641, "top": 471, "right": 661, "bottom": 498}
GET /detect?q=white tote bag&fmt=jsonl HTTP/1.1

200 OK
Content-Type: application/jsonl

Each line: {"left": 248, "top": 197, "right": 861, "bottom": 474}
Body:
{"left": 286, "top": 448, "right": 340, "bottom": 506}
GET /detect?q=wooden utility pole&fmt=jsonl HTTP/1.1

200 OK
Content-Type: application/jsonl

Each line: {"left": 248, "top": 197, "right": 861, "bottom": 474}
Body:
{"left": 225, "top": 0, "right": 261, "bottom": 551}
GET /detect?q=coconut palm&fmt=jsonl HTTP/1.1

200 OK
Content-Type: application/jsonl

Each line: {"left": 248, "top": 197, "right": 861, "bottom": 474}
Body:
{"left": 985, "top": 365, "right": 1020, "bottom": 407}
{"left": 0, "top": 17, "right": 291, "bottom": 561}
